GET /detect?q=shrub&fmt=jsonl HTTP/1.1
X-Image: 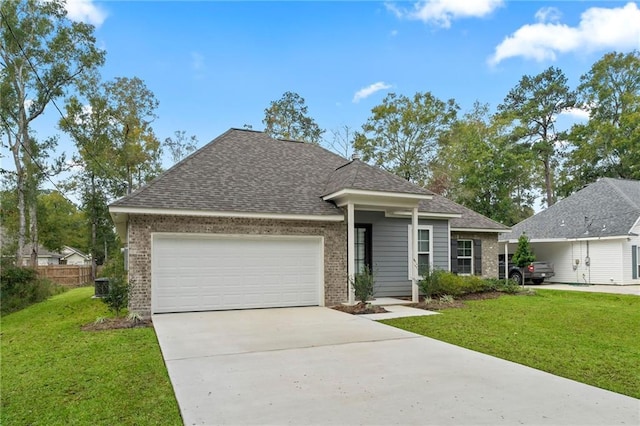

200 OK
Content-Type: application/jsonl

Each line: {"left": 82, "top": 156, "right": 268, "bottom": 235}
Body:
{"left": 102, "top": 277, "right": 129, "bottom": 317}
{"left": 418, "top": 267, "right": 446, "bottom": 297}
{"left": 351, "top": 267, "right": 375, "bottom": 303}
{"left": 420, "top": 270, "right": 495, "bottom": 298}
{"left": 0, "top": 263, "right": 64, "bottom": 315}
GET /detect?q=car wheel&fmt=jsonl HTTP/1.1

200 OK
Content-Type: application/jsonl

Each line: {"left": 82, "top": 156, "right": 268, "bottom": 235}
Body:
{"left": 509, "top": 271, "right": 523, "bottom": 285}
{"left": 532, "top": 278, "right": 544, "bottom": 285}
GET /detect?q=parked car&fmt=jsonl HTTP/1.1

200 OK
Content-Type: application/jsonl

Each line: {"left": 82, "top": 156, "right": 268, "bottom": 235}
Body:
{"left": 498, "top": 254, "right": 555, "bottom": 284}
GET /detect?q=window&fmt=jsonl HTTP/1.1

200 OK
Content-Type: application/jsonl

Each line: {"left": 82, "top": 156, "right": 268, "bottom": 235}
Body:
{"left": 354, "top": 225, "right": 372, "bottom": 274}
{"left": 408, "top": 225, "right": 433, "bottom": 279}
{"left": 457, "top": 240, "right": 473, "bottom": 275}
{"left": 418, "top": 229, "right": 430, "bottom": 276}
{"left": 637, "top": 246, "right": 640, "bottom": 279}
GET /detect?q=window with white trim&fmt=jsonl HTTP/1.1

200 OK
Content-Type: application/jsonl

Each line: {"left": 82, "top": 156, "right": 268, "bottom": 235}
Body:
{"left": 457, "top": 240, "right": 473, "bottom": 275}
{"left": 637, "top": 246, "right": 640, "bottom": 279}
{"left": 408, "top": 225, "right": 433, "bottom": 279}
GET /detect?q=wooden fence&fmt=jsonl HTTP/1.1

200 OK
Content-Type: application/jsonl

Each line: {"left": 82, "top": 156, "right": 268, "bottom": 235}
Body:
{"left": 37, "top": 265, "right": 92, "bottom": 287}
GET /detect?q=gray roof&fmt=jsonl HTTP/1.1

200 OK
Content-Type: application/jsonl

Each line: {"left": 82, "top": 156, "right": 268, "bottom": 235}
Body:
{"left": 323, "top": 159, "right": 430, "bottom": 196}
{"left": 500, "top": 178, "right": 640, "bottom": 241}
{"left": 112, "top": 129, "right": 507, "bottom": 231}
{"left": 420, "top": 195, "right": 510, "bottom": 231}
{"left": 111, "top": 129, "right": 347, "bottom": 216}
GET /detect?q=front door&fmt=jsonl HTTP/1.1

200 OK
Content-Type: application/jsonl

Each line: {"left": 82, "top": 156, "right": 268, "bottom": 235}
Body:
{"left": 354, "top": 224, "right": 372, "bottom": 274}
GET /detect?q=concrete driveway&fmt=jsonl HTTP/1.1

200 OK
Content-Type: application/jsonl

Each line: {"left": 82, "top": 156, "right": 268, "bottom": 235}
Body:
{"left": 153, "top": 307, "right": 639, "bottom": 425}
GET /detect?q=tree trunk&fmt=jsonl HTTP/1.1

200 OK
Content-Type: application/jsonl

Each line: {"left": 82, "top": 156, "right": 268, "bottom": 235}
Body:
{"left": 29, "top": 204, "right": 38, "bottom": 267}
{"left": 90, "top": 173, "right": 97, "bottom": 281}
{"left": 543, "top": 157, "right": 555, "bottom": 207}
{"left": 11, "top": 142, "right": 26, "bottom": 266}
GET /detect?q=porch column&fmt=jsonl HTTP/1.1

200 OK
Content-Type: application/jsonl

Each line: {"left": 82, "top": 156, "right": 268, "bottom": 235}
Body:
{"left": 504, "top": 241, "right": 509, "bottom": 285}
{"left": 411, "top": 206, "right": 419, "bottom": 303}
{"left": 347, "top": 202, "right": 355, "bottom": 305}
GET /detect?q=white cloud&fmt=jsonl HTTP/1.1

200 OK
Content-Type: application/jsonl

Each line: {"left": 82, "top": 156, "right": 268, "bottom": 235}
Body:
{"left": 561, "top": 107, "right": 590, "bottom": 121}
{"left": 534, "top": 7, "right": 561, "bottom": 23}
{"left": 386, "top": 0, "right": 503, "bottom": 28}
{"left": 63, "top": 0, "right": 107, "bottom": 27}
{"left": 352, "top": 82, "right": 392, "bottom": 103}
{"left": 390, "top": 29, "right": 399, "bottom": 37}
{"left": 191, "top": 51, "right": 205, "bottom": 71}
{"left": 489, "top": 2, "right": 640, "bottom": 65}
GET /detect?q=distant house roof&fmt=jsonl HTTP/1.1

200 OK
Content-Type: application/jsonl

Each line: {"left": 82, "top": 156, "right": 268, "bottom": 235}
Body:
{"left": 500, "top": 178, "right": 640, "bottom": 241}
{"left": 61, "top": 246, "right": 91, "bottom": 260}
{"left": 111, "top": 128, "right": 507, "bottom": 231}
{"left": 21, "top": 246, "right": 62, "bottom": 259}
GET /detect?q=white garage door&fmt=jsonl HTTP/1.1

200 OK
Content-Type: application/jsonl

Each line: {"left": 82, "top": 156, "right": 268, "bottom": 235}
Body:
{"left": 151, "top": 234, "right": 323, "bottom": 313}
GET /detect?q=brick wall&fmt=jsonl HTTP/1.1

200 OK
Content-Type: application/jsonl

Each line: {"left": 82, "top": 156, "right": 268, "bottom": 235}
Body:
{"left": 127, "top": 214, "right": 347, "bottom": 316}
{"left": 451, "top": 232, "right": 500, "bottom": 279}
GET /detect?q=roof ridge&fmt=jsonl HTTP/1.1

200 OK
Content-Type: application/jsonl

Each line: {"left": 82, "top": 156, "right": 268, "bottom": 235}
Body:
{"left": 603, "top": 178, "right": 640, "bottom": 210}
{"left": 350, "top": 160, "right": 361, "bottom": 188}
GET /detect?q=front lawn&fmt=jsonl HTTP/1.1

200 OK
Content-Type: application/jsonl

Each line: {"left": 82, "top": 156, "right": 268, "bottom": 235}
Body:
{"left": 1, "top": 287, "right": 182, "bottom": 425}
{"left": 381, "top": 290, "right": 640, "bottom": 399}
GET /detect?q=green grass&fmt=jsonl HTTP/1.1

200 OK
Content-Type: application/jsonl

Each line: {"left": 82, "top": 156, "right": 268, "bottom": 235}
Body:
{"left": 1, "top": 287, "right": 182, "bottom": 425}
{"left": 381, "top": 290, "right": 640, "bottom": 399}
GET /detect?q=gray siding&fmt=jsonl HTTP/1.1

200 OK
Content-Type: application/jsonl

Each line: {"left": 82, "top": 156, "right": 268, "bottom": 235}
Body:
{"left": 355, "top": 211, "right": 449, "bottom": 297}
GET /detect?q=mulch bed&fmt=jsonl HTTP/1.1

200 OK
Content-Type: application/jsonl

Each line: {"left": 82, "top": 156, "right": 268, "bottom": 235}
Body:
{"left": 332, "top": 291, "right": 508, "bottom": 315}
{"left": 82, "top": 317, "right": 153, "bottom": 331}
{"left": 332, "top": 302, "right": 389, "bottom": 315}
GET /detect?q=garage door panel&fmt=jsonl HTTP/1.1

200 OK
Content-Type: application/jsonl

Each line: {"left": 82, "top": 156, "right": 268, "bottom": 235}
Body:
{"left": 152, "top": 234, "right": 322, "bottom": 313}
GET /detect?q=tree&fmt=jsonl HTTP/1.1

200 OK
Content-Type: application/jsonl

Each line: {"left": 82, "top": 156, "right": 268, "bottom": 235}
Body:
{"left": 327, "top": 124, "right": 354, "bottom": 158}
{"left": 560, "top": 51, "right": 640, "bottom": 195}
{"left": 498, "top": 67, "right": 576, "bottom": 207}
{"left": 0, "top": 0, "right": 105, "bottom": 265}
{"left": 37, "top": 191, "right": 86, "bottom": 252}
{"left": 263, "top": 91, "right": 324, "bottom": 144}
{"left": 0, "top": 189, "right": 87, "bottom": 256}
{"left": 511, "top": 233, "right": 536, "bottom": 285}
{"left": 105, "top": 77, "right": 161, "bottom": 195}
{"left": 60, "top": 77, "right": 150, "bottom": 278}
{"left": 163, "top": 130, "right": 198, "bottom": 164}
{"left": 353, "top": 92, "right": 458, "bottom": 186}
{"left": 431, "top": 102, "right": 536, "bottom": 225}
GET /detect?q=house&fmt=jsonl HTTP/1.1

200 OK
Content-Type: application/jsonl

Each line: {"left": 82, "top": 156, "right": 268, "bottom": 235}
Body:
{"left": 499, "top": 178, "right": 640, "bottom": 286}
{"left": 20, "top": 246, "right": 62, "bottom": 266}
{"left": 60, "top": 246, "right": 91, "bottom": 266}
{"left": 109, "top": 129, "right": 509, "bottom": 316}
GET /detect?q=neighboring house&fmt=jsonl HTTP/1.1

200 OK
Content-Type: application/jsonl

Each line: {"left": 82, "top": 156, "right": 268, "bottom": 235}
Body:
{"left": 109, "top": 129, "right": 509, "bottom": 316}
{"left": 20, "top": 246, "right": 62, "bottom": 266}
{"left": 500, "top": 178, "right": 640, "bottom": 286}
{"left": 60, "top": 246, "right": 91, "bottom": 266}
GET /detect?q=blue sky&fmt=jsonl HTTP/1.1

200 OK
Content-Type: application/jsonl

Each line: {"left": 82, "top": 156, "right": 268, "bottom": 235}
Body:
{"left": 17, "top": 0, "right": 640, "bottom": 168}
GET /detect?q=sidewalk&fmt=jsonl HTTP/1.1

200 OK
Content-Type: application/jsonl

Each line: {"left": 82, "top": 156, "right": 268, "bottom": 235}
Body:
{"left": 536, "top": 283, "right": 640, "bottom": 296}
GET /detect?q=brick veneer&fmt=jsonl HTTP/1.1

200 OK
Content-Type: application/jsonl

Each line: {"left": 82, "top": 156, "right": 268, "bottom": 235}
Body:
{"left": 451, "top": 232, "right": 500, "bottom": 279}
{"left": 127, "top": 214, "right": 347, "bottom": 317}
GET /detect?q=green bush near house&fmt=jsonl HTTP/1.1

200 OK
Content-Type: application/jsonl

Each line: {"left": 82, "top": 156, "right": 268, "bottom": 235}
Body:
{"left": 419, "top": 270, "right": 524, "bottom": 298}
{"left": 0, "top": 262, "right": 65, "bottom": 316}
{"left": 352, "top": 267, "right": 375, "bottom": 303}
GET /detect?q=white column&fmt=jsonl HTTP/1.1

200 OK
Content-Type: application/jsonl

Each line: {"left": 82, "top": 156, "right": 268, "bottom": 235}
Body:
{"left": 347, "top": 202, "right": 355, "bottom": 305}
{"left": 411, "top": 207, "right": 419, "bottom": 303}
{"left": 504, "top": 241, "right": 509, "bottom": 285}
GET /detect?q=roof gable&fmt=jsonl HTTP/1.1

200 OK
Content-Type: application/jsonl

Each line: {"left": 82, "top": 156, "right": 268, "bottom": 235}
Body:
{"left": 323, "top": 160, "right": 430, "bottom": 197}
{"left": 502, "top": 178, "right": 640, "bottom": 240}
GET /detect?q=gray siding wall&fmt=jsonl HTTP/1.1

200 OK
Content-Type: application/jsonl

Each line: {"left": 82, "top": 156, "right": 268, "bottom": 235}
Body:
{"left": 355, "top": 211, "right": 449, "bottom": 297}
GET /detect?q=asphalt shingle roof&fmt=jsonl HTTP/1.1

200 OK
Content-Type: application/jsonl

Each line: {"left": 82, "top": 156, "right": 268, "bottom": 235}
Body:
{"left": 111, "top": 129, "right": 347, "bottom": 216}
{"left": 323, "top": 159, "right": 430, "bottom": 196}
{"left": 499, "top": 178, "right": 640, "bottom": 241}
{"left": 421, "top": 195, "right": 509, "bottom": 231}
{"left": 111, "top": 129, "right": 507, "bottom": 231}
